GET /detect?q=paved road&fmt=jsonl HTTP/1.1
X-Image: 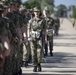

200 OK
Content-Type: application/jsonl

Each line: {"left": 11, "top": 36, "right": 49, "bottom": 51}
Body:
{"left": 22, "top": 18, "right": 76, "bottom": 75}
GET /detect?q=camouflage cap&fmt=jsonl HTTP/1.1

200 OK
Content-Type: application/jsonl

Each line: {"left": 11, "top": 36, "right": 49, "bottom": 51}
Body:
{"left": 44, "top": 6, "right": 49, "bottom": 13}
{"left": 3, "top": 4, "right": 8, "bottom": 9}
{"left": 33, "top": 7, "right": 40, "bottom": 12}
{"left": 0, "top": 2, "right": 4, "bottom": 10}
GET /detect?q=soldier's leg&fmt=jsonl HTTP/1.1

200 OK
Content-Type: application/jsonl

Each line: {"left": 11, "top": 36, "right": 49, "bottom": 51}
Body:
{"left": 17, "top": 44, "right": 22, "bottom": 75}
{"left": 42, "top": 34, "right": 45, "bottom": 57}
{"left": 12, "top": 45, "right": 19, "bottom": 75}
{"left": 26, "top": 41, "right": 31, "bottom": 63}
{"left": 49, "top": 36, "right": 53, "bottom": 56}
{"left": 30, "top": 40, "right": 38, "bottom": 72}
{"left": 3, "top": 56, "right": 12, "bottom": 75}
{"left": 45, "top": 42, "right": 48, "bottom": 56}
{"left": 3, "top": 45, "right": 13, "bottom": 75}
{"left": 0, "top": 69, "right": 3, "bottom": 75}
{"left": 55, "top": 25, "right": 59, "bottom": 36}
{"left": 37, "top": 39, "right": 42, "bottom": 72}
{"left": 22, "top": 43, "right": 28, "bottom": 67}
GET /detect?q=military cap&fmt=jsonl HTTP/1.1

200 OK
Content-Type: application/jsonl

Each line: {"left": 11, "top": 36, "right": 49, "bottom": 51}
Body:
{"left": 44, "top": 6, "right": 49, "bottom": 13}
{"left": 33, "top": 7, "right": 40, "bottom": 12}
{"left": 0, "top": 2, "right": 4, "bottom": 10}
{"left": 3, "top": 4, "right": 8, "bottom": 9}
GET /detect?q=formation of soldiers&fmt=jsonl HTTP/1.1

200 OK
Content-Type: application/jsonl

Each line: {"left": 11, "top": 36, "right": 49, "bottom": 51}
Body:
{"left": 0, "top": 1, "right": 60, "bottom": 75}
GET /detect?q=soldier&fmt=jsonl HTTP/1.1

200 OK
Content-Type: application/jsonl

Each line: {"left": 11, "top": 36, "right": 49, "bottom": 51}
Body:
{"left": 54, "top": 16, "right": 60, "bottom": 36}
{"left": 20, "top": 8, "right": 32, "bottom": 67}
{"left": 6, "top": 2, "right": 19, "bottom": 75}
{"left": 43, "top": 7, "right": 54, "bottom": 56}
{"left": 0, "top": 3, "right": 12, "bottom": 75}
{"left": 12, "top": 1, "right": 23, "bottom": 75}
{"left": 1, "top": 4, "right": 13, "bottom": 75}
{"left": 0, "top": 4, "right": 5, "bottom": 75}
{"left": 27, "top": 7, "right": 46, "bottom": 72}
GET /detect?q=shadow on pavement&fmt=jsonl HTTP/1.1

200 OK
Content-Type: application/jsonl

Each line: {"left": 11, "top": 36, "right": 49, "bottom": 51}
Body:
{"left": 23, "top": 73, "right": 72, "bottom": 75}
{"left": 42, "top": 52, "right": 76, "bottom": 68}
{"left": 54, "top": 42, "right": 76, "bottom": 47}
{"left": 54, "top": 33, "right": 76, "bottom": 40}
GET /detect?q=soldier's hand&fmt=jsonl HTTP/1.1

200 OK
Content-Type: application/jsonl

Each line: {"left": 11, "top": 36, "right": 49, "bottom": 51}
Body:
{"left": 23, "top": 39, "right": 28, "bottom": 44}
{"left": 3, "top": 49, "right": 10, "bottom": 57}
{"left": 19, "top": 39, "right": 23, "bottom": 45}
{"left": 45, "top": 39, "right": 48, "bottom": 43}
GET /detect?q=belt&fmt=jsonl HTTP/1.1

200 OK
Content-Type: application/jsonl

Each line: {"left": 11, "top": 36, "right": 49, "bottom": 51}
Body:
{"left": 46, "top": 29, "right": 53, "bottom": 32}
{"left": 31, "top": 31, "right": 40, "bottom": 35}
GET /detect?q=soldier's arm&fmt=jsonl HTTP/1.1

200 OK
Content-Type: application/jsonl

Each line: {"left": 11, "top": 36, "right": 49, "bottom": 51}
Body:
{"left": 27, "top": 20, "right": 31, "bottom": 38}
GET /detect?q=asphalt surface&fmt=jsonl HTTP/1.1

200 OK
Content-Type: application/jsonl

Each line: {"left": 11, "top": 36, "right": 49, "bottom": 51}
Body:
{"left": 22, "top": 18, "right": 76, "bottom": 75}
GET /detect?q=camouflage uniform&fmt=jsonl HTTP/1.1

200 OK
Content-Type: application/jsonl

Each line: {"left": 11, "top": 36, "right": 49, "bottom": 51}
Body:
{"left": 54, "top": 17, "right": 60, "bottom": 36}
{"left": 7, "top": 10, "right": 18, "bottom": 75}
{"left": 12, "top": 9, "right": 23, "bottom": 75}
{"left": 21, "top": 13, "right": 31, "bottom": 67}
{"left": 4, "top": 2, "right": 22, "bottom": 75}
{"left": 43, "top": 8, "right": 54, "bottom": 56}
{"left": 2, "top": 5, "right": 13, "bottom": 75}
{"left": 0, "top": 8, "right": 5, "bottom": 75}
{"left": 28, "top": 7, "right": 46, "bottom": 72}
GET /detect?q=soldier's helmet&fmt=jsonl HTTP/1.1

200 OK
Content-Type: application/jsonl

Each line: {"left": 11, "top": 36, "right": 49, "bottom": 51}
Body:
{"left": 33, "top": 7, "right": 40, "bottom": 12}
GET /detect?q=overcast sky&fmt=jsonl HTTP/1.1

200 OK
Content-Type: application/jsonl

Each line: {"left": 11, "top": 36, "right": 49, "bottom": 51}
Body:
{"left": 22, "top": 0, "right": 76, "bottom": 7}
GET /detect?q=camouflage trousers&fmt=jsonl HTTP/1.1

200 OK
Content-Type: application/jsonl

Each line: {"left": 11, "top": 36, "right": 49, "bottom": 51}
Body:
{"left": 3, "top": 56, "right": 13, "bottom": 75}
{"left": 30, "top": 39, "right": 42, "bottom": 66}
{"left": 12, "top": 44, "right": 22, "bottom": 74}
{"left": 3, "top": 44, "right": 14, "bottom": 75}
{"left": 45, "top": 35, "right": 53, "bottom": 53}
{"left": 22, "top": 41, "right": 31, "bottom": 62}
{"left": 0, "top": 69, "right": 3, "bottom": 75}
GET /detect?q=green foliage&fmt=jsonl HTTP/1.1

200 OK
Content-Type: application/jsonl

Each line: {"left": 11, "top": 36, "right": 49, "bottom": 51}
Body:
{"left": 57, "top": 4, "right": 67, "bottom": 17}
{"left": 23, "top": 0, "right": 54, "bottom": 12}
{"left": 41, "top": 0, "right": 54, "bottom": 13}
{"left": 23, "top": 1, "right": 30, "bottom": 8}
{"left": 23, "top": 0, "right": 40, "bottom": 9}
{"left": 72, "top": 8, "right": 76, "bottom": 19}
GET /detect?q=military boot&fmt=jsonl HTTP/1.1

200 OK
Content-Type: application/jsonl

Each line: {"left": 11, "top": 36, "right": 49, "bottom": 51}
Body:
{"left": 44, "top": 43, "right": 48, "bottom": 57}
{"left": 37, "top": 63, "right": 42, "bottom": 72}
{"left": 22, "top": 61, "right": 25, "bottom": 67}
{"left": 18, "top": 68, "right": 22, "bottom": 75}
{"left": 33, "top": 66, "right": 37, "bottom": 72}
{"left": 25, "top": 61, "right": 28, "bottom": 67}
{"left": 50, "top": 51, "right": 53, "bottom": 56}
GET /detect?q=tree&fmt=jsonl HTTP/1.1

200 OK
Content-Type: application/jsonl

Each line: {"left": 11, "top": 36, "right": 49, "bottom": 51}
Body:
{"left": 57, "top": 4, "right": 67, "bottom": 17}
{"left": 23, "top": 0, "right": 54, "bottom": 13}
{"left": 41, "top": 0, "right": 54, "bottom": 13}
{"left": 72, "top": 7, "right": 76, "bottom": 19}
{"left": 23, "top": 0, "right": 40, "bottom": 9}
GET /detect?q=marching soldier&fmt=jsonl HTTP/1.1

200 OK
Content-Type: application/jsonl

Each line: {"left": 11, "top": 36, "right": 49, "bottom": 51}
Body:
{"left": 0, "top": 3, "right": 12, "bottom": 75}
{"left": 0, "top": 3, "right": 5, "bottom": 75}
{"left": 12, "top": 1, "right": 23, "bottom": 75}
{"left": 54, "top": 16, "right": 60, "bottom": 36}
{"left": 43, "top": 7, "right": 54, "bottom": 56}
{"left": 27, "top": 7, "right": 46, "bottom": 72}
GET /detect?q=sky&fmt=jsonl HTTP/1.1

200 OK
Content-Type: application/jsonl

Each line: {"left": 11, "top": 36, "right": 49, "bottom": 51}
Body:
{"left": 21, "top": 0, "right": 76, "bottom": 7}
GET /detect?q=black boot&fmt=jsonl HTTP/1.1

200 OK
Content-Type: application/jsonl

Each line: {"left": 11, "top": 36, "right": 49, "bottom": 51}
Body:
{"left": 33, "top": 66, "right": 37, "bottom": 72}
{"left": 44, "top": 43, "right": 48, "bottom": 57}
{"left": 13, "top": 72, "right": 19, "bottom": 75}
{"left": 18, "top": 68, "right": 22, "bottom": 75}
{"left": 22, "top": 61, "right": 25, "bottom": 67}
{"left": 50, "top": 51, "right": 53, "bottom": 56}
{"left": 37, "top": 63, "right": 42, "bottom": 72}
